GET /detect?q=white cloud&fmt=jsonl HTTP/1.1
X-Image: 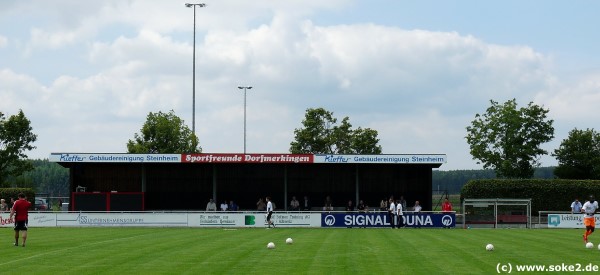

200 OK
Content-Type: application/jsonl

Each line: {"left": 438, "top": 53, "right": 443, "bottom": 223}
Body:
{"left": 29, "top": 28, "right": 78, "bottom": 50}
{"left": 0, "top": 35, "right": 7, "bottom": 48}
{"left": 2, "top": 1, "right": 596, "bottom": 171}
{"left": 537, "top": 72, "right": 600, "bottom": 121}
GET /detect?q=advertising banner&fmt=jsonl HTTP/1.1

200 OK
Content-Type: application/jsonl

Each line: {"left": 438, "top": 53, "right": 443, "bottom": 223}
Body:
{"left": 321, "top": 213, "right": 456, "bottom": 228}
{"left": 0, "top": 213, "right": 57, "bottom": 227}
{"left": 0, "top": 212, "right": 322, "bottom": 228}
{"left": 189, "top": 213, "right": 321, "bottom": 227}
{"left": 182, "top": 154, "right": 313, "bottom": 163}
{"left": 547, "top": 214, "right": 600, "bottom": 228}
{"left": 55, "top": 212, "right": 189, "bottom": 227}
{"left": 314, "top": 154, "right": 446, "bottom": 164}
{"left": 49, "top": 153, "right": 181, "bottom": 163}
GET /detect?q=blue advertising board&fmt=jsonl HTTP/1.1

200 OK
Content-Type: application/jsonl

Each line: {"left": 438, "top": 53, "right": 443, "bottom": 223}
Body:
{"left": 321, "top": 213, "right": 456, "bottom": 228}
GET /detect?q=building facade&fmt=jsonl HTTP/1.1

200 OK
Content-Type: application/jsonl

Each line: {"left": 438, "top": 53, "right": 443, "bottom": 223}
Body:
{"left": 50, "top": 153, "right": 446, "bottom": 212}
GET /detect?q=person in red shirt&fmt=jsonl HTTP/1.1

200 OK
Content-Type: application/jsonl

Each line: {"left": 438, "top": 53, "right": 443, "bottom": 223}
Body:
{"left": 441, "top": 198, "right": 453, "bottom": 229}
{"left": 442, "top": 198, "right": 453, "bottom": 212}
{"left": 9, "top": 193, "right": 32, "bottom": 247}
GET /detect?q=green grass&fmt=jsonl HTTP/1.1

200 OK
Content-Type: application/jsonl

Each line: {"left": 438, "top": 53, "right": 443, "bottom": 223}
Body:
{"left": 1, "top": 227, "right": 598, "bottom": 274}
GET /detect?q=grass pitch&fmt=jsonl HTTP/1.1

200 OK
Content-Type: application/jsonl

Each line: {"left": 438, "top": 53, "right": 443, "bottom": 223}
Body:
{"left": 1, "top": 227, "right": 598, "bottom": 274}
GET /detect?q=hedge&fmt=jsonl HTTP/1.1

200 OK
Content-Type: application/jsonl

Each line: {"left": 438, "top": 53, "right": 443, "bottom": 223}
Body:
{"left": 460, "top": 179, "right": 600, "bottom": 214}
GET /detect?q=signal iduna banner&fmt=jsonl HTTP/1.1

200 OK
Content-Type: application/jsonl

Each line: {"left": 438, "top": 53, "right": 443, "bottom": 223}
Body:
{"left": 320, "top": 213, "right": 455, "bottom": 228}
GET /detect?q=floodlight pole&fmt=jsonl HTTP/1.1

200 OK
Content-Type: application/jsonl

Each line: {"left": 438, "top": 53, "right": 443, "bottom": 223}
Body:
{"left": 185, "top": 3, "right": 206, "bottom": 136}
{"left": 238, "top": 86, "right": 252, "bottom": 154}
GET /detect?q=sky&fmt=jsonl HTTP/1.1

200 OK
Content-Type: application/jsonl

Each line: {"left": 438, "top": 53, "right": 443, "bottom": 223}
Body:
{"left": 1, "top": 0, "right": 599, "bottom": 171}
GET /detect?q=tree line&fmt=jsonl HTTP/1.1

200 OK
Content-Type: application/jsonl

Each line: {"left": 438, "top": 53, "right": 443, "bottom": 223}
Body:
{"left": 432, "top": 166, "right": 555, "bottom": 194}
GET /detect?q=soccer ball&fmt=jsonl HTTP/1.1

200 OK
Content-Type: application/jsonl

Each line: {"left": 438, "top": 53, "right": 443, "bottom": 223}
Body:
{"left": 597, "top": 243, "right": 600, "bottom": 250}
{"left": 286, "top": 237, "right": 293, "bottom": 244}
{"left": 586, "top": 242, "right": 593, "bottom": 249}
{"left": 267, "top": 242, "right": 275, "bottom": 249}
{"left": 485, "top": 244, "right": 494, "bottom": 251}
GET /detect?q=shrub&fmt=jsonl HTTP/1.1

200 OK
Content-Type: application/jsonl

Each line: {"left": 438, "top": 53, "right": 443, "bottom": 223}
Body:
{"left": 461, "top": 179, "right": 600, "bottom": 213}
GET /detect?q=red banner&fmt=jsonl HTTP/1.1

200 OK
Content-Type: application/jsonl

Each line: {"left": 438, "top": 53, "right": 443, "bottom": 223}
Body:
{"left": 182, "top": 154, "right": 314, "bottom": 163}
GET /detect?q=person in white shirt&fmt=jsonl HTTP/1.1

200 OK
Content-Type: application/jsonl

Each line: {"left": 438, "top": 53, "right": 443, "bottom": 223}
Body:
{"left": 290, "top": 196, "right": 300, "bottom": 211}
{"left": 571, "top": 198, "right": 582, "bottom": 214}
{"left": 388, "top": 198, "right": 396, "bottom": 228}
{"left": 413, "top": 201, "right": 422, "bottom": 212}
{"left": 582, "top": 195, "right": 599, "bottom": 243}
{"left": 220, "top": 201, "right": 228, "bottom": 211}
{"left": 396, "top": 200, "right": 404, "bottom": 228}
{"left": 266, "top": 196, "right": 275, "bottom": 228}
{"left": 206, "top": 198, "right": 217, "bottom": 211}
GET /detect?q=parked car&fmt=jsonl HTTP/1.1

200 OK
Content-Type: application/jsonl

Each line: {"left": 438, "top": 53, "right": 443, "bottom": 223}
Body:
{"left": 35, "top": 198, "right": 48, "bottom": 211}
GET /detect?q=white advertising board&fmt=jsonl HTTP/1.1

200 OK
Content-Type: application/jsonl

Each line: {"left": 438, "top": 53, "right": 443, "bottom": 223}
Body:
{"left": 188, "top": 213, "right": 321, "bottom": 227}
{"left": 547, "top": 214, "right": 600, "bottom": 228}
{"left": 0, "top": 213, "right": 58, "bottom": 227}
{"left": 0, "top": 212, "right": 321, "bottom": 228}
{"left": 49, "top": 153, "right": 181, "bottom": 163}
{"left": 314, "top": 154, "right": 446, "bottom": 164}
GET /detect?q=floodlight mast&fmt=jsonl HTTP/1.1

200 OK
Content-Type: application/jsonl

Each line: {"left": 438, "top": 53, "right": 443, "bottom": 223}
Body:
{"left": 185, "top": 3, "right": 206, "bottom": 136}
{"left": 237, "top": 86, "right": 252, "bottom": 154}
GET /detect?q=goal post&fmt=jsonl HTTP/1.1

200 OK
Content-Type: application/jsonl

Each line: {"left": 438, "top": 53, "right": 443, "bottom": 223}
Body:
{"left": 462, "top": 198, "right": 532, "bottom": 229}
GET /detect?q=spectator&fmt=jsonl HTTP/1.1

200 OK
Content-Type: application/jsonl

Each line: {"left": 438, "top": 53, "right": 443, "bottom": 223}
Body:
{"left": 323, "top": 196, "right": 333, "bottom": 212}
{"left": 357, "top": 200, "right": 367, "bottom": 213}
{"left": 442, "top": 198, "right": 453, "bottom": 212}
{"left": 229, "top": 201, "right": 238, "bottom": 211}
{"left": 206, "top": 198, "right": 217, "bottom": 211}
{"left": 290, "top": 196, "right": 300, "bottom": 211}
{"left": 346, "top": 200, "right": 354, "bottom": 212}
{"left": 413, "top": 201, "right": 422, "bottom": 212}
{"left": 441, "top": 198, "right": 453, "bottom": 229}
{"left": 0, "top": 199, "right": 7, "bottom": 212}
{"left": 302, "top": 196, "right": 311, "bottom": 211}
{"left": 399, "top": 196, "right": 407, "bottom": 211}
{"left": 571, "top": 198, "right": 582, "bottom": 214}
{"left": 220, "top": 201, "right": 228, "bottom": 211}
{"left": 380, "top": 198, "right": 388, "bottom": 212}
{"left": 256, "top": 198, "right": 266, "bottom": 211}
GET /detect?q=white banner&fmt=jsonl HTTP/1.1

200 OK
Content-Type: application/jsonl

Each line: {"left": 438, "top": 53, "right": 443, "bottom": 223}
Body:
{"left": 547, "top": 214, "right": 600, "bottom": 228}
{"left": 49, "top": 153, "right": 181, "bottom": 163}
{"left": 0, "top": 212, "right": 321, "bottom": 228}
{"left": 314, "top": 154, "right": 446, "bottom": 164}
{"left": 1, "top": 213, "right": 58, "bottom": 227}
{"left": 188, "top": 213, "right": 321, "bottom": 227}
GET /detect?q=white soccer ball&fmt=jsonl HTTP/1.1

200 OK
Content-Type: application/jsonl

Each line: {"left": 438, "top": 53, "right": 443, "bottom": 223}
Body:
{"left": 267, "top": 242, "right": 275, "bottom": 249}
{"left": 286, "top": 237, "right": 293, "bottom": 244}
{"left": 485, "top": 244, "right": 494, "bottom": 251}
{"left": 586, "top": 242, "right": 594, "bottom": 249}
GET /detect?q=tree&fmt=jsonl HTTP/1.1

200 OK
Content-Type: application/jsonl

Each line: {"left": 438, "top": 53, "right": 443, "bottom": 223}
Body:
{"left": 12, "top": 159, "right": 70, "bottom": 196}
{"left": 465, "top": 99, "right": 554, "bottom": 178}
{"left": 0, "top": 110, "right": 37, "bottom": 186}
{"left": 290, "top": 108, "right": 382, "bottom": 154}
{"left": 127, "top": 110, "right": 201, "bottom": 153}
{"left": 552, "top": 128, "right": 600, "bottom": 179}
